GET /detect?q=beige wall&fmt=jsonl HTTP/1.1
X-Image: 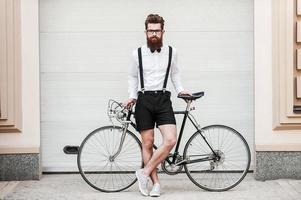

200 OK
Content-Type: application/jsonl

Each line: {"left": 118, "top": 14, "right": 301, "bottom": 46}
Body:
{"left": 0, "top": 0, "right": 40, "bottom": 154}
{"left": 254, "top": 0, "right": 301, "bottom": 151}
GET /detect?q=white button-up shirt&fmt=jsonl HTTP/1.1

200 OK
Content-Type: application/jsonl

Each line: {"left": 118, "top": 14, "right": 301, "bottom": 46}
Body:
{"left": 128, "top": 45, "right": 184, "bottom": 99}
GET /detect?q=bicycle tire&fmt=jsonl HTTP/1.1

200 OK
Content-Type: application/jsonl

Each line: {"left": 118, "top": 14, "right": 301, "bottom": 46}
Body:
{"left": 77, "top": 125, "right": 143, "bottom": 192}
{"left": 183, "top": 124, "right": 251, "bottom": 191}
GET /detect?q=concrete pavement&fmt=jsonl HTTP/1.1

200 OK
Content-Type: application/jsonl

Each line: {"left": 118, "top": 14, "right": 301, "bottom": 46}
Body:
{"left": 1, "top": 173, "right": 301, "bottom": 200}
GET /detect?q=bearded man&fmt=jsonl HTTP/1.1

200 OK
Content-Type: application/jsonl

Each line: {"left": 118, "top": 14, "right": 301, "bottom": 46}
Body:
{"left": 124, "top": 14, "right": 190, "bottom": 197}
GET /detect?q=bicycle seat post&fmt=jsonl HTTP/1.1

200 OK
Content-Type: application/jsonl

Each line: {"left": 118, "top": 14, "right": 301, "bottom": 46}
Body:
{"left": 185, "top": 100, "right": 192, "bottom": 112}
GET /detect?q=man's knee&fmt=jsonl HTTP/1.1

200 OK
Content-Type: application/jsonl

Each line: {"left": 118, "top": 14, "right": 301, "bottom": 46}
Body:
{"left": 159, "top": 125, "right": 177, "bottom": 149}
{"left": 142, "top": 140, "right": 154, "bottom": 151}
{"left": 164, "top": 137, "right": 177, "bottom": 149}
{"left": 141, "top": 129, "right": 154, "bottom": 151}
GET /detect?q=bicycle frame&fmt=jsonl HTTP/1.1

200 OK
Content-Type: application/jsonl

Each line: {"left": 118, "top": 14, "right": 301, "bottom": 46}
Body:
{"left": 123, "top": 100, "right": 219, "bottom": 166}
{"left": 79, "top": 97, "right": 251, "bottom": 192}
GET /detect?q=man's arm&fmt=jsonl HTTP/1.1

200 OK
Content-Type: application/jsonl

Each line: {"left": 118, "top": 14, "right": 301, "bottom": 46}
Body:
{"left": 128, "top": 50, "right": 139, "bottom": 100}
{"left": 170, "top": 48, "right": 185, "bottom": 95}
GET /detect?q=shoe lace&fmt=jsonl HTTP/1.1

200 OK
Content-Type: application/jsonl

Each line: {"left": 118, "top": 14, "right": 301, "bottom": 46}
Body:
{"left": 140, "top": 174, "right": 149, "bottom": 185}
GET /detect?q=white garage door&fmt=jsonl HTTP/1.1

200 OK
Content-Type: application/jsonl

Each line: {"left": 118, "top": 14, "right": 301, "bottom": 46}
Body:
{"left": 40, "top": 0, "right": 254, "bottom": 172}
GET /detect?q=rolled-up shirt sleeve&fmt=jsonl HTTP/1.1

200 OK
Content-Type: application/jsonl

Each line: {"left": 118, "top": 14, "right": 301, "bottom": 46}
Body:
{"left": 128, "top": 50, "right": 139, "bottom": 99}
{"left": 170, "top": 48, "right": 184, "bottom": 94}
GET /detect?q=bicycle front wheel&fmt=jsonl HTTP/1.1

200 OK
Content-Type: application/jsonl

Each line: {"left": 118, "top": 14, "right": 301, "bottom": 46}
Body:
{"left": 183, "top": 125, "right": 251, "bottom": 191}
{"left": 77, "top": 125, "right": 143, "bottom": 192}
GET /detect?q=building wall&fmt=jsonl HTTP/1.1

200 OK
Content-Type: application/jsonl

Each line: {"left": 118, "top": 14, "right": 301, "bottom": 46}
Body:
{"left": 0, "top": 0, "right": 40, "bottom": 180}
{"left": 254, "top": 0, "right": 301, "bottom": 148}
{"left": 254, "top": 0, "right": 301, "bottom": 180}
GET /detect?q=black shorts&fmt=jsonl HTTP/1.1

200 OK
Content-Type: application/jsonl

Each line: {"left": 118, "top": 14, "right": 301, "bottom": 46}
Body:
{"left": 134, "top": 90, "right": 176, "bottom": 132}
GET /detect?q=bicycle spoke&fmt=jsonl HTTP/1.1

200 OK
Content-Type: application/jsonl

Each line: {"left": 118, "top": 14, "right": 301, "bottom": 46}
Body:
{"left": 78, "top": 126, "right": 142, "bottom": 192}
{"left": 184, "top": 125, "right": 250, "bottom": 191}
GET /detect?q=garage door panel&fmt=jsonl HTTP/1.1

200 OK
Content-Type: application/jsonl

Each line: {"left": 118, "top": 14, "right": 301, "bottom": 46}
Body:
{"left": 40, "top": 32, "right": 252, "bottom": 75}
{"left": 40, "top": 0, "right": 252, "bottom": 32}
{"left": 40, "top": 71, "right": 252, "bottom": 102}
{"left": 41, "top": 122, "right": 98, "bottom": 143}
{"left": 40, "top": 32, "right": 141, "bottom": 67}
{"left": 40, "top": 71, "right": 253, "bottom": 119}
{"left": 40, "top": 64, "right": 131, "bottom": 73}
{"left": 169, "top": 32, "right": 253, "bottom": 69}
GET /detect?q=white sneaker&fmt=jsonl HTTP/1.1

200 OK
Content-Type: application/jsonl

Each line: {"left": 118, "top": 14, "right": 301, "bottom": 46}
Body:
{"left": 150, "top": 183, "right": 160, "bottom": 197}
{"left": 135, "top": 169, "right": 149, "bottom": 196}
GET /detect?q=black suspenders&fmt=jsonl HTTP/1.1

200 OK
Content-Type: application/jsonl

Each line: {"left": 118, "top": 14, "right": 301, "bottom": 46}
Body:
{"left": 163, "top": 46, "right": 173, "bottom": 92}
{"left": 137, "top": 46, "right": 173, "bottom": 93}
{"left": 137, "top": 47, "right": 145, "bottom": 92}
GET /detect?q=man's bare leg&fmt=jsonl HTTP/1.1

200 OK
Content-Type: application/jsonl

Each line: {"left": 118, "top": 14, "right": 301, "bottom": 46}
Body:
{"left": 140, "top": 129, "right": 159, "bottom": 184}
{"left": 142, "top": 124, "right": 177, "bottom": 176}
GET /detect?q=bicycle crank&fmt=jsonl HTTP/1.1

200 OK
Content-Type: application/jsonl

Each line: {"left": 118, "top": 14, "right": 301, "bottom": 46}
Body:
{"left": 161, "top": 154, "right": 184, "bottom": 175}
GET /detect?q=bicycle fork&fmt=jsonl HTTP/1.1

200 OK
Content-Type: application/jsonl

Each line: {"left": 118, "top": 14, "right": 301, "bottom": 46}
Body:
{"left": 109, "top": 124, "right": 129, "bottom": 162}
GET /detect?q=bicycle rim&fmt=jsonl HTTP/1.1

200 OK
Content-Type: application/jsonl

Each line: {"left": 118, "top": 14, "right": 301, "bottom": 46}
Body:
{"left": 77, "top": 126, "right": 143, "bottom": 192}
{"left": 183, "top": 124, "right": 251, "bottom": 191}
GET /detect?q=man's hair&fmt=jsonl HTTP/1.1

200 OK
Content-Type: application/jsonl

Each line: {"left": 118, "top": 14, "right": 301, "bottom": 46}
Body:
{"left": 145, "top": 14, "right": 165, "bottom": 30}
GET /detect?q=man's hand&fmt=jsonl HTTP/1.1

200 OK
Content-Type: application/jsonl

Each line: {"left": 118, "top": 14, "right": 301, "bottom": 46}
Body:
{"left": 178, "top": 90, "right": 192, "bottom": 96}
{"left": 123, "top": 98, "right": 137, "bottom": 109}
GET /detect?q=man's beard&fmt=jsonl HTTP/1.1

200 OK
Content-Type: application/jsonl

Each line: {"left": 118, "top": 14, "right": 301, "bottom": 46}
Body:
{"left": 147, "top": 36, "right": 163, "bottom": 51}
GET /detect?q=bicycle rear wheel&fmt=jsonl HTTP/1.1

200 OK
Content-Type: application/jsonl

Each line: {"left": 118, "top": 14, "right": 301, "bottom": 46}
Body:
{"left": 77, "top": 125, "right": 142, "bottom": 192}
{"left": 183, "top": 125, "right": 251, "bottom": 191}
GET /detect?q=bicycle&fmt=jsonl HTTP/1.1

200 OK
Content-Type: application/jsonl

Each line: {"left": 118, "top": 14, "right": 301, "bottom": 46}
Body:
{"left": 77, "top": 91, "right": 251, "bottom": 192}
